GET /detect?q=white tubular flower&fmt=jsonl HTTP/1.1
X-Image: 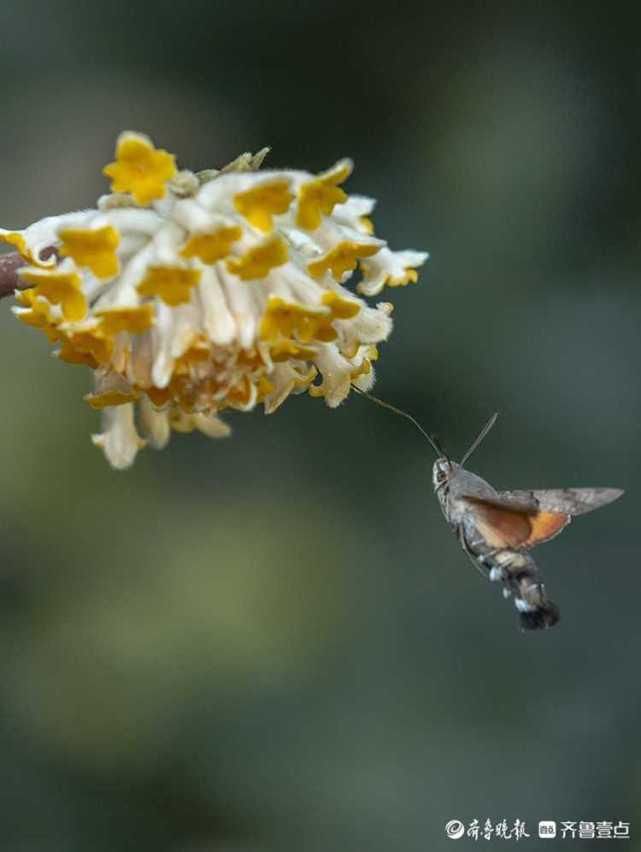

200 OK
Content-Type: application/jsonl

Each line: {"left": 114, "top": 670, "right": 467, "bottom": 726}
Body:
{"left": 3, "top": 131, "right": 428, "bottom": 468}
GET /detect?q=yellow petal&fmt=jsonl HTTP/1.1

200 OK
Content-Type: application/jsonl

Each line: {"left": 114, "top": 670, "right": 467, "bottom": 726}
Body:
{"left": 19, "top": 265, "right": 87, "bottom": 321}
{"left": 56, "top": 339, "right": 99, "bottom": 367}
{"left": 269, "top": 339, "right": 318, "bottom": 362}
{"left": 63, "top": 327, "right": 113, "bottom": 364}
{"left": 59, "top": 225, "right": 120, "bottom": 279}
{"left": 359, "top": 216, "right": 374, "bottom": 235}
{"left": 259, "top": 296, "right": 336, "bottom": 344}
{"left": 296, "top": 160, "right": 352, "bottom": 231}
{"left": 226, "top": 234, "right": 288, "bottom": 281}
{"left": 307, "top": 240, "right": 379, "bottom": 280}
{"left": 180, "top": 225, "right": 242, "bottom": 263}
{"left": 85, "top": 389, "right": 140, "bottom": 409}
{"left": 96, "top": 304, "right": 155, "bottom": 335}
{"left": 0, "top": 230, "right": 31, "bottom": 262}
{"left": 321, "top": 291, "right": 361, "bottom": 319}
{"left": 102, "top": 131, "right": 177, "bottom": 205}
{"left": 233, "top": 178, "right": 293, "bottom": 232}
{"left": 387, "top": 268, "right": 419, "bottom": 287}
{"left": 137, "top": 265, "right": 201, "bottom": 306}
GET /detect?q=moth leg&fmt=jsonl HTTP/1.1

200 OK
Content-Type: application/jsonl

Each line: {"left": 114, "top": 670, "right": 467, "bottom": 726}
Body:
{"left": 457, "top": 525, "right": 491, "bottom": 580}
{"left": 462, "top": 546, "right": 505, "bottom": 582}
{"left": 478, "top": 549, "right": 503, "bottom": 581}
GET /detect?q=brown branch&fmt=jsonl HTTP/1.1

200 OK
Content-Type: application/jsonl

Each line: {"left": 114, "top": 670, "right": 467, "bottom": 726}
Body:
{"left": 0, "top": 247, "right": 57, "bottom": 300}
{"left": 0, "top": 251, "right": 27, "bottom": 299}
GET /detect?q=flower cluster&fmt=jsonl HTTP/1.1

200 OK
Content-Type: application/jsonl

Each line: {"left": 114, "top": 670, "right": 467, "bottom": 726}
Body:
{"left": 1, "top": 132, "right": 427, "bottom": 468}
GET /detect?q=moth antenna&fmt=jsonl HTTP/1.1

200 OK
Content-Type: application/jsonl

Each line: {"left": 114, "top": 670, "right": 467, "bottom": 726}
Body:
{"left": 459, "top": 412, "right": 499, "bottom": 466}
{"left": 353, "top": 388, "right": 443, "bottom": 458}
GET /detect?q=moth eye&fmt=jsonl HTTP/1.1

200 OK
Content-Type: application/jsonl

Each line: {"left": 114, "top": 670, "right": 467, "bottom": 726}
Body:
{"left": 436, "top": 470, "right": 447, "bottom": 483}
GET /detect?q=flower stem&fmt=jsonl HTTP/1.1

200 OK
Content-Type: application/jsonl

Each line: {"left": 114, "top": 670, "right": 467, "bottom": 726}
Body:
{"left": 0, "top": 247, "right": 58, "bottom": 299}
{"left": 0, "top": 251, "right": 26, "bottom": 299}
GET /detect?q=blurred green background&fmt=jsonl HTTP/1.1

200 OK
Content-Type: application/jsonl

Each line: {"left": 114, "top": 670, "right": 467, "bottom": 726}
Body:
{"left": 0, "top": 1, "right": 638, "bottom": 849}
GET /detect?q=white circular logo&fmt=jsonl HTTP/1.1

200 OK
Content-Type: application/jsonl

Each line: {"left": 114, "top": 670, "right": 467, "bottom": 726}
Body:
{"left": 445, "top": 820, "right": 465, "bottom": 839}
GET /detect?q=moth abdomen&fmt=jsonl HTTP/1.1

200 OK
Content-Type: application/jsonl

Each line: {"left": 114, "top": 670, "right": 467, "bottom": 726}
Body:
{"left": 472, "top": 543, "right": 561, "bottom": 630}
{"left": 514, "top": 577, "right": 560, "bottom": 631}
{"left": 517, "top": 599, "right": 560, "bottom": 631}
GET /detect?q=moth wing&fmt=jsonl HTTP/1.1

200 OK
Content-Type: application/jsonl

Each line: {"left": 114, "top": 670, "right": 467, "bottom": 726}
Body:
{"left": 530, "top": 488, "right": 623, "bottom": 516}
{"left": 462, "top": 493, "right": 571, "bottom": 550}
{"left": 480, "top": 489, "right": 539, "bottom": 513}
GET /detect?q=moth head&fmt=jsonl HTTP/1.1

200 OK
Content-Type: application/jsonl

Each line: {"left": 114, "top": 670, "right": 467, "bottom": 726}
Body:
{"left": 432, "top": 458, "right": 454, "bottom": 491}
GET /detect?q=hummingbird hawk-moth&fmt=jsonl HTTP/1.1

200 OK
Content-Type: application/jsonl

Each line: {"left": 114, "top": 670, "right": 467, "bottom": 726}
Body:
{"left": 357, "top": 393, "right": 623, "bottom": 630}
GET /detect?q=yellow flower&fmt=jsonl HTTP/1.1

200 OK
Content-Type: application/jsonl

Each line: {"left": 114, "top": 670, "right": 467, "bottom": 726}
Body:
{"left": 102, "top": 131, "right": 176, "bottom": 205}
{"left": 226, "top": 234, "right": 289, "bottom": 280}
{"left": 358, "top": 247, "right": 429, "bottom": 296}
{"left": 260, "top": 296, "right": 338, "bottom": 344}
{"left": 137, "top": 265, "right": 201, "bottom": 306}
{"left": 296, "top": 160, "right": 352, "bottom": 231}
{"left": 233, "top": 179, "right": 294, "bottom": 232}
{"left": 13, "top": 288, "right": 61, "bottom": 341}
{"left": 59, "top": 225, "right": 120, "bottom": 279}
{"left": 307, "top": 240, "right": 381, "bottom": 280}
{"left": 180, "top": 226, "right": 242, "bottom": 264}
{"left": 18, "top": 261, "right": 87, "bottom": 321}
{"left": 0, "top": 230, "right": 30, "bottom": 260}
{"left": 5, "top": 131, "right": 427, "bottom": 468}
{"left": 95, "top": 305, "right": 155, "bottom": 335}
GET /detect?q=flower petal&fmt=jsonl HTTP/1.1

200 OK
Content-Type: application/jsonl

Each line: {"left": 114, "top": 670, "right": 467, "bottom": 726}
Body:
{"left": 91, "top": 403, "right": 146, "bottom": 469}
{"left": 103, "top": 131, "right": 177, "bottom": 205}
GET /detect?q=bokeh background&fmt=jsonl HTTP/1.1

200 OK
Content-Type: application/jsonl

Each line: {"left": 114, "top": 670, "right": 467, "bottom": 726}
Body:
{"left": 0, "top": 1, "right": 638, "bottom": 849}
